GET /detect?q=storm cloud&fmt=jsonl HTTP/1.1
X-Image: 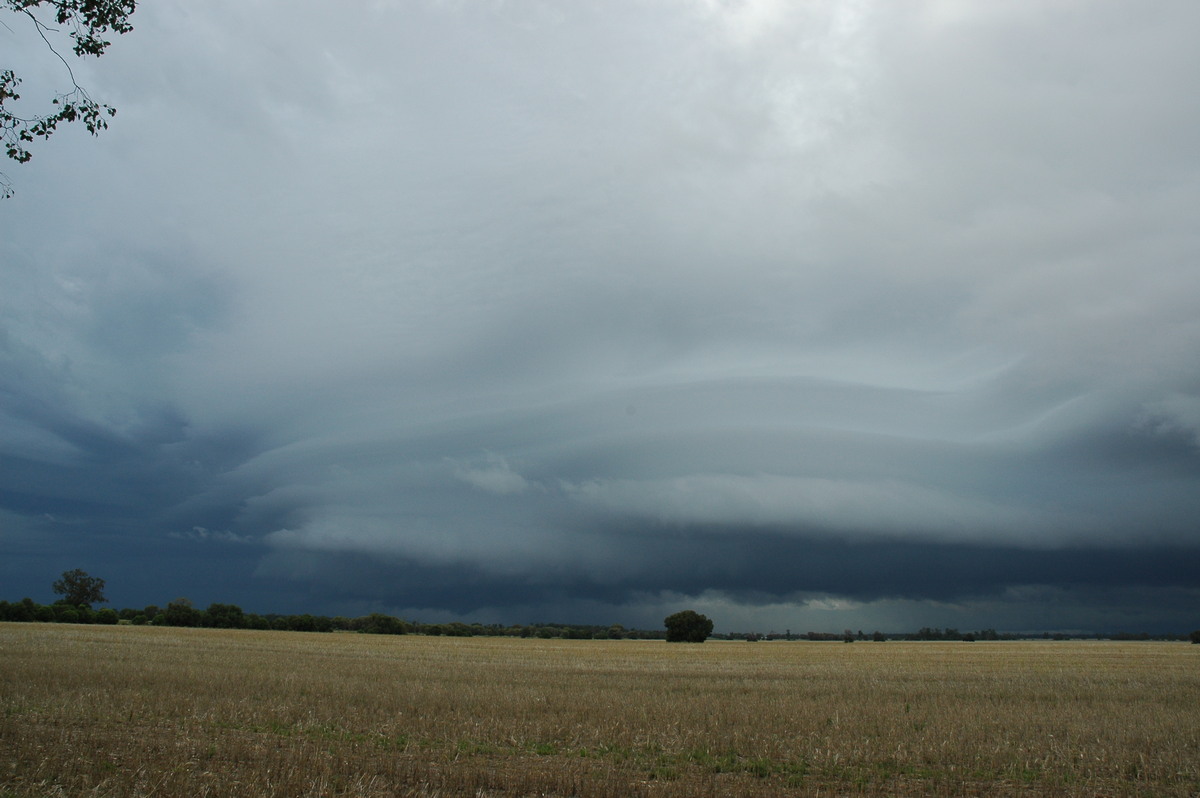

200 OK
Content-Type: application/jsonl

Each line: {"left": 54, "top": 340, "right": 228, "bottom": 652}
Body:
{"left": 2, "top": 1, "right": 1199, "bottom": 633}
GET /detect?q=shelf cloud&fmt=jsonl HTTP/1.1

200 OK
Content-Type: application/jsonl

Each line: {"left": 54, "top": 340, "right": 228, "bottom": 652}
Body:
{"left": 2, "top": 0, "right": 1199, "bottom": 632}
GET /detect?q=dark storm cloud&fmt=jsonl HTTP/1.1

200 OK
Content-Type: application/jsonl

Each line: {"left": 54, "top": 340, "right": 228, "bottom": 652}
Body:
{"left": 2, "top": 1, "right": 1200, "bottom": 632}
{"left": 286, "top": 533, "right": 1200, "bottom": 614}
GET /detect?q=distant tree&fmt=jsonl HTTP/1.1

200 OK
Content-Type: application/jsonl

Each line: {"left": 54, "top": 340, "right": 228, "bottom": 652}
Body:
{"left": 284, "top": 614, "right": 317, "bottom": 632}
{"left": 664, "top": 610, "right": 713, "bottom": 643}
{"left": 356, "top": 613, "right": 406, "bottom": 635}
{"left": 202, "top": 603, "right": 245, "bottom": 629}
{"left": 2, "top": 0, "right": 137, "bottom": 197}
{"left": 0, "top": 599, "right": 40, "bottom": 622}
{"left": 1190, "top": 630, "right": 1200, "bottom": 645}
{"left": 245, "top": 614, "right": 270, "bottom": 630}
{"left": 163, "top": 597, "right": 201, "bottom": 627}
{"left": 51, "top": 568, "right": 106, "bottom": 608}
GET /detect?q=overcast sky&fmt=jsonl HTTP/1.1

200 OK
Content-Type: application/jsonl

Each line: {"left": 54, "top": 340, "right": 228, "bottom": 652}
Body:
{"left": 2, "top": 1, "right": 1199, "bottom": 634}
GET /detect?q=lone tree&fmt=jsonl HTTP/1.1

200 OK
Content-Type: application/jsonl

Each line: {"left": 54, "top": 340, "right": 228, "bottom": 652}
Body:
{"left": 664, "top": 610, "right": 713, "bottom": 643}
{"left": 51, "top": 568, "right": 106, "bottom": 608}
{"left": 2, "top": 0, "right": 137, "bottom": 197}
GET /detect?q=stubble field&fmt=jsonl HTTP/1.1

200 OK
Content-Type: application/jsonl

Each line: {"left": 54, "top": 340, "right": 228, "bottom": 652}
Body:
{"left": 1, "top": 623, "right": 1198, "bottom": 797}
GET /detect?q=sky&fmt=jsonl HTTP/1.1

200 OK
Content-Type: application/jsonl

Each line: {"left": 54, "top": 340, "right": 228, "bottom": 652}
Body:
{"left": 2, "top": 0, "right": 1199, "bottom": 634}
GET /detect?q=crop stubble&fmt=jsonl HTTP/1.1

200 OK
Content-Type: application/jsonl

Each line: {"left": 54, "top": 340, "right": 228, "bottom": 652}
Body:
{"left": 1, "top": 623, "right": 1198, "bottom": 796}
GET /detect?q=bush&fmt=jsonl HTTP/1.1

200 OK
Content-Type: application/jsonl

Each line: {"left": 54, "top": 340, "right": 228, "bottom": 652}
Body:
{"left": 664, "top": 610, "right": 714, "bottom": 643}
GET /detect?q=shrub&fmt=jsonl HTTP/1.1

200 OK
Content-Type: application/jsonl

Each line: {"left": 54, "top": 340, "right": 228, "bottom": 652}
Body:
{"left": 664, "top": 610, "right": 714, "bottom": 643}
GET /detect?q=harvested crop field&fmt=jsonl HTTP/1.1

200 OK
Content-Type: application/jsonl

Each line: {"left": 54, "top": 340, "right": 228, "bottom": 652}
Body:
{"left": 2, "top": 623, "right": 1198, "bottom": 796}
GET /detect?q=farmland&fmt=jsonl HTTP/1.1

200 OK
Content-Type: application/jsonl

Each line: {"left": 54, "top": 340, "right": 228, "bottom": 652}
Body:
{"left": 1, "top": 623, "right": 1198, "bottom": 796}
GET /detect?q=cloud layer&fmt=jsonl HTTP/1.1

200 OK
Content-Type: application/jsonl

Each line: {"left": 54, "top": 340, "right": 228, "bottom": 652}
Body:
{"left": 2, "top": 1, "right": 1199, "bottom": 632}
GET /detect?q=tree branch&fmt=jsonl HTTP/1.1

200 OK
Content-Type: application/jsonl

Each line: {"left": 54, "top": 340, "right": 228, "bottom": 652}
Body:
{"left": 1, "top": 0, "right": 135, "bottom": 197}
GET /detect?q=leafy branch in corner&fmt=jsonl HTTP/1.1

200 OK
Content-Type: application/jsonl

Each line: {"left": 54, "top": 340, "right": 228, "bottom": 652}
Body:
{"left": 1, "top": 0, "right": 136, "bottom": 198}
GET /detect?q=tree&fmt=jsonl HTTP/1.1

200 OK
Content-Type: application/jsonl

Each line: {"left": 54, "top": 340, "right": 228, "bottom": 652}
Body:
{"left": 664, "top": 610, "right": 713, "bottom": 643}
{"left": 51, "top": 568, "right": 106, "bottom": 608}
{"left": 163, "top": 597, "right": 201, "bottom": 627}
{"left": 202, "top": 603, "right": 246, "bottom": 629}
{"left": 356, "top": 613, "right": 407, "bottom": 635}
{"left": 2, "top": 0, "right": 137, "bottom": 197}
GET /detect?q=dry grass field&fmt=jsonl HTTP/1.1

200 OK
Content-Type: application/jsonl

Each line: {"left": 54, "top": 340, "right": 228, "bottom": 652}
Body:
{"left": 1, "top": 623, "right": 1198, "bottom": 797}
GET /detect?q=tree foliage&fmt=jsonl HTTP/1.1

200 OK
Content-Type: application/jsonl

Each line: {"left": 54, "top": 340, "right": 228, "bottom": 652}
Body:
{"left": 664, "top": 609, "right": 713, "bottom": 643}
{"left": 163, "top": 597, "right": 201, "bottom": 627}
{"left": 202, "top": 602, "right": 246, "bottom": 629}
{"left": 1, "top": 0, "right": 136, "bottom": 197}
{"left": 51, "top": 568, "right": 107, "bottom": 608}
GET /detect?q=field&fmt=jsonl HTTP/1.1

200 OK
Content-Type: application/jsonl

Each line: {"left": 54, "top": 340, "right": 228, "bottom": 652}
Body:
{"left": 2, "top": 624, "right": 1198, "bottom": 796}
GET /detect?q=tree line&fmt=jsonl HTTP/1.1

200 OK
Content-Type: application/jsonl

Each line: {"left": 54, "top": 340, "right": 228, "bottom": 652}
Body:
{"left": 4, "top": 570, "right": 1198, "bottom": 643}
{"left": 0, "top": 569, "right": 668, "bottom": 638}
{"left": 4, "top": 595, "right": 1195, "bottom": 642}
{"left": 0, "top": 596, "right": 671, "bottom": 639}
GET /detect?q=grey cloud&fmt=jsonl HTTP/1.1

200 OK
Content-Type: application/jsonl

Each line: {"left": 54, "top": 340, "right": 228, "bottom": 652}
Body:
{"left": 2, "top": 1, "right": 1198, "bottom": 633}
{"left": 451, "top": 453, "right": 534, "bottom": 496}
{"left": 562, "top": 474, "right": 1052, "bottom": 546}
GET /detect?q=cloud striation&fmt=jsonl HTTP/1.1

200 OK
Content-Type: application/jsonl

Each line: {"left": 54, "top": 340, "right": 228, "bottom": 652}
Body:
{"left": 2, "top": 0, "right": 1199, "bottom": 633}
